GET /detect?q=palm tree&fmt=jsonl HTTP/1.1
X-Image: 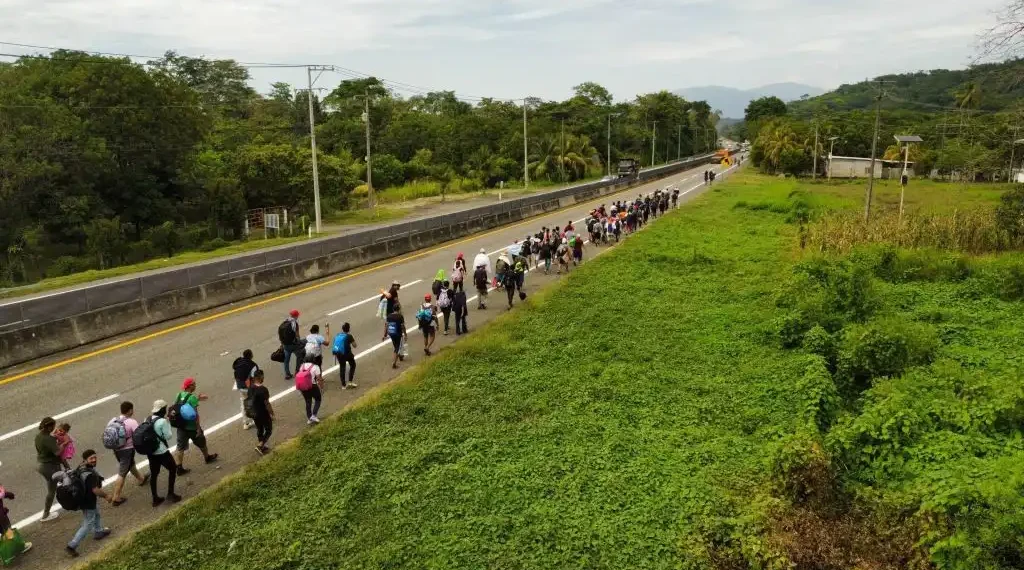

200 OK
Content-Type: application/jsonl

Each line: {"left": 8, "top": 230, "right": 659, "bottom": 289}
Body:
{"left": 561, "top": 135, "right": 601, "bottom": 180}
{"left": 953, "top": 81, "right": 982, "bottom": 132}
{"left": 528, "top": 137, "right": 560, "bottom": 181}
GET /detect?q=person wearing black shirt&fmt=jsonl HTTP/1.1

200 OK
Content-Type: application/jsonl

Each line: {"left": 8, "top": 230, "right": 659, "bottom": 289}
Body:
{"left": 66, "top": 450, "right": 111, "bottom": 557}
{"left": 334, "top": 322, "right": 359, "bottom": 388}
{"left": 249, "top": 371, "right": 274, "bottom": 455}
{"left": 383, "top": 304, "right": 408, "bottom": 369}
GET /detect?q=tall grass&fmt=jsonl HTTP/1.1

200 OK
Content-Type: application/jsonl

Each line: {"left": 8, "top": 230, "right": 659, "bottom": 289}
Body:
{"left": 806, "top": 209, "right": 1024, "bottom": 254}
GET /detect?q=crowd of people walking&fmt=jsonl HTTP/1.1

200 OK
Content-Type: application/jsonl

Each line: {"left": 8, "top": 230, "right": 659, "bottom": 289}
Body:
{"left": 0, "top": 180, "right": 697, "bottom": 563}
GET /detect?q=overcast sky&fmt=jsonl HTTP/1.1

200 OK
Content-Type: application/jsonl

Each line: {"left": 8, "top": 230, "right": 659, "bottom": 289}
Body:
{"left": 0, "top": 0, "right": 1007, "bottom": 102}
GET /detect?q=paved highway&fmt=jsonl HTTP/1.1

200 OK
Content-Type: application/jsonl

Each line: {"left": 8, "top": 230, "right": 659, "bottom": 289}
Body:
{"left": 0, "top": 161, "right": 735, "bottom": 568}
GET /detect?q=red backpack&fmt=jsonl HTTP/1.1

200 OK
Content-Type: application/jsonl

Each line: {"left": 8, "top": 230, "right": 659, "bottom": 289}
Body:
{"left": 294, "top": 364, "right": 314, "bottom": 391}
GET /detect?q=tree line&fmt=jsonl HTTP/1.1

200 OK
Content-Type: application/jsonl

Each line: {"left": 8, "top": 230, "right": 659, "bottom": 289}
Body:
{"left": 0, "top": 50, "right": 720, "bottom": 286}
{"left": 736, "top": 58, "right": 1024, "bottom": 179}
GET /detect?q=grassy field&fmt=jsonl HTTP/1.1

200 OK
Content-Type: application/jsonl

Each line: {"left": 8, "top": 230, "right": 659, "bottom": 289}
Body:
{"left": 84, "top": 172, "right": 1024, "bottom": 569}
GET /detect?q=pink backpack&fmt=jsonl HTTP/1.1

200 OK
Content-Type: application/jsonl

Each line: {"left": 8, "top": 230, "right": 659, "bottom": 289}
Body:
{"left": 294, "top": 364, "right": 314, "bottom": 391}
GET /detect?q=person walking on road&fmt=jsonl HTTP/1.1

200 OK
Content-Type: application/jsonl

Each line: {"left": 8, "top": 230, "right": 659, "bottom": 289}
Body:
{"left": 278, "top": 310, "right": 303, "bottom": 380}
{"left": 379, "top": 280, "right": 402, "bottom": 318}
{"left": 556, "top": 238, "right": 571, "bottom": 274}
{"left": 107, "top": 401, "right": 148, "bottom": 507}
{"left": 172, "top": 378, "right": 218, "bottom": 475}
{"left": 472, "top": 248, "right": 491, "bottom": 281}
{"left": 704, "top": 170, "right": 709, "bottom": 185}
{"left": 431, "top": 269, "right": 446, "bottom": 299}
{"left": 296, "top": 353, "right": 323, "bottom": 425}
{"left": 248, "top": 371, "right": 274, "bottom": 454}
{"left": 538, "top": 238, "right": 553, "bottom": 274}
{"left": 473, "top": 264, "right": 489, "bottom": 309}
{"left": 383, "top": 303, "right": 408, "bottom": 369}
{"left": 331, "top": 322, "right": 358, "bottom": 389}
{"left": 438, "top": 281, "right": 453, "bottom": 335}
{"left": 417, "top": 295, "right": 439, "bottom": 356}
{"left": 136, "top": 400, "right": 181, "bottom": 507}
{"left": 232, "top": 349, "right": 259, "bottom": 430}
{"left": 572, "top": 234, "right": 585, "bottom": 265}
{"left": 35, "top": 417, "right": 66, "bottom": 523}
{"left": 672, "top": 189, "right": 680, "bottom": 208}
{"left": 453, "top": 289, "right": 469, "bottom": 335}
{"left": 65, "top": 450, "right": 112, "bottom": 558}
{"left": 0, "top": 481, "right": 32, "bottom": 562}
{"left": 452, "top": 253, "right": 468, "bottom": 292}
{"left": 304, "top": 324, "right": 328, "bottom": 368}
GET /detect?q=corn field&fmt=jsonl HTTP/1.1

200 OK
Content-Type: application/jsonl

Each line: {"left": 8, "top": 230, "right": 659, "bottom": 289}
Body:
{"left": 806, "top": 209, "right": 1024, "bottom": 254}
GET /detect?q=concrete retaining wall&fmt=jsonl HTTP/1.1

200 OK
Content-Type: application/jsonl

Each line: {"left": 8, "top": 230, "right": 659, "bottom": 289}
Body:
{"left": 0, "top": 156, "right": 712, "bottom": 368}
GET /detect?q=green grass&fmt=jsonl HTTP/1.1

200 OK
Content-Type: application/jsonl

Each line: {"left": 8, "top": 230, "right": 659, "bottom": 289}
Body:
{"left": 85, "top": 171, "right": 817, "bottom": 570}
{"left": 85, "top": 172, "right": 1024, "bottom": 568}
{"left": 324, "top": 205, "right": 406, "bottom": 226}
{"left": 0, "top": 236, "right": 310, "bottom": 300}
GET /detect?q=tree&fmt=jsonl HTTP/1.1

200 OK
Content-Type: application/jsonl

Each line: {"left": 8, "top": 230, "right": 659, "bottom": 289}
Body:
{"left": 978, "top": 0, "right": 1024, "bottom": 61}
{"left": 745, "top": 96, "right": 788, "bottom": 123}
{"left": 753, "top": 120, "right": 809, "bottom": 175}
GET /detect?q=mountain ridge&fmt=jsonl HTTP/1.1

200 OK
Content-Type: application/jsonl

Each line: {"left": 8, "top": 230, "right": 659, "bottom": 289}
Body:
{"left": 675, "top": 82, "right": 825, "bottom": 118}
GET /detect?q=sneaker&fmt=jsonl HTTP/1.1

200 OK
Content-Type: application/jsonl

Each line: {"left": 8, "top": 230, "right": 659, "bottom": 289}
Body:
{"left": 348, "top": 382, "right": 358, "bottom": 388}
{"left": 255, "top": 445, "right": 265, "bottom": 456}
{"left": 260, "top": 445, "right": 272, "bottom": 455}
{"left": 169, "top": 493, "right": 183, "bottom": 503}
{"left": 310, "top": 416, "right": 320, "bottom": 424}
{"left": 94, "top": 528, "right": 111, "bottom": 540}
{"left": 152, "top": 497, "right": 166, "bottom": 507}
{"left": 443, "top": 330, "right": 449, "bottom": 336}
{"left": 112, "top": 498, "right": 127, "bottom": 507}
{"left": 41, "top": 512, "right": 59, "bottom": 523}
{"left": 307, "top": 418, "right": 315, "bottom": 425}
{"left": 66, "top": 546, "right": 79, "bottom": 558}
{"left": 176, "top": 466, "right": 190, "bottom": 476}
{"left": 204, "top": 453, "right": 219, "bottom": 464}
{"left": 243, "top": 422, "right": 254, "bottom": 430}
{"left": 20, "top": 542, "right": 32, "bottom": 555}
{"left": 285, "top": 374, "right": 293, "bottom": 380}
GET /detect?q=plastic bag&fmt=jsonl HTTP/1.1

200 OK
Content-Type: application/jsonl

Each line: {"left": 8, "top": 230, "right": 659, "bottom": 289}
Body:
{"left": 399, "top": 337, "right": 409, "bottom": 358}
{"left": 0, "top": 528, "right": 27, "bottom": 566}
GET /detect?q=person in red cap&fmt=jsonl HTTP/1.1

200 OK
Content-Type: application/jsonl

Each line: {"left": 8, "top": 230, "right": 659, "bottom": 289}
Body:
{"left": 452, "top": 253, "right": 467, "bottom": 293}
{"left": 171, "top": 377, "right": 217, "bottom": 475}
{"left": 278, "top": 310, "right": 303, "bottom": 379}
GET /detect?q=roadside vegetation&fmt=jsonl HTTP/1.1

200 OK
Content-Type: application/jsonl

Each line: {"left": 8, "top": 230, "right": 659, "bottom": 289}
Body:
{"left": 84, "top": 172, "right": 1024, "bottom": 569}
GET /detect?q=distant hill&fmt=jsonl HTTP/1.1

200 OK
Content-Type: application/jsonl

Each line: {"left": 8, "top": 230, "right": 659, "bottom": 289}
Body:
{"left": 675, "top": 83, "right": 825, "bottom": 118}
{"left": 788, "top": 58, "right": 1024, "bottom": 116}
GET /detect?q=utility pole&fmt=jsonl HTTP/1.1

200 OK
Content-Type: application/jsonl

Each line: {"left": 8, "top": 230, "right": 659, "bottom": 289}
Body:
{"left": 363, "top": 89, "right": 373, "bottom": 208}
{"left": 865, "top": 81, "right": 886, "bottom": 222}
{"left": 560, "top": 118, "right": 565, "bottom": 183}
{"left": 651, "top": 121, "right": 658, "bottom": 168}
{"left": 827, "top": 136, "right": 839, "bottom": 183}
{"left": 1009, "top": 117, "right": 1020, "bottom": 183}
{"left": 607, "top": 114, "right": 614, "bottom": 177}
{"left": 812, "top": 122, "right": 819, "bottom": 180}
{"left": 677, "top": 124, "right": 682, "bottom": 161}
{"left": 523, "top": 100, "right": 529, "bottom": 189}
{"left": 306, "top": 66, "right": 323, "bottom": 234}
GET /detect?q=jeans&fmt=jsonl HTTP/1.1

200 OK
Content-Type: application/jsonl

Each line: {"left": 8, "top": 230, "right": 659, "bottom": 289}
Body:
{"left": 302, "top": 386, "right": 322, "bottom": 419}
{"left": 282, "top": 343, "right": 302, "bottom": 377}
{"left": 454, "top": 309, "right": 468, "bottom": 334}
{"left": 68, "top": 509, "right": 102, "bottom": 549}
{"left": 441, "top": 307, "right": 451, "bottom": 331}
{"left": 337, "top": 354, "right": 356, "bottom": 386}
{"left": 37, "top": 463, "right": 60, "bottom": 517}
{"left": 254, "top": 416, "right": 273, "bottom": 445}
{"left": 147, "top": 452, "right": 177, "bottom": 500}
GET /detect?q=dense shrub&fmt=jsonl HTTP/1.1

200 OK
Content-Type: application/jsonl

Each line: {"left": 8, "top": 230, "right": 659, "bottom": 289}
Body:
{"left": 769, "top": 429, "right": 835, "bottom": 508}
{"left": 46, "top": 255, "right": 92, "bottom": 277}
{"left": 853, "top": 245, "right": 971, "bottom": 283}
{"left": 200, "top": 237, "right": 229, "bottom": 252}
{"left": 801, "top": 326, "right": 837, "bottom": 373}
{"left": 994, "top": 184, "right": 1024, "bottom": 240}
{"left": 836, "top": 318, "right": 939, "bottom": 392}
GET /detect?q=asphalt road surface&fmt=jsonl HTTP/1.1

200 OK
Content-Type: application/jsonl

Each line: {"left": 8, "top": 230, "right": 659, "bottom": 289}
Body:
{"left": 0, "top": 161, "right": 737, "bottom": 569}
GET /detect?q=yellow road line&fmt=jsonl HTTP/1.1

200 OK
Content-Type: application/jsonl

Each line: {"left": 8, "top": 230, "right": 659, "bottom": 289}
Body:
{"left": 0, "top": 170, "right": 689, "bottom": 386}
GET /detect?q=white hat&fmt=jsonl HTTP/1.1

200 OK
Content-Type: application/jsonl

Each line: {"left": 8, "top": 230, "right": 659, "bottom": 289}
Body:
{"left": 152, "top": 399, "right": 167, "bottom": 414}
{"left": 480, "top": 248, "right": 486, "bottom": 254}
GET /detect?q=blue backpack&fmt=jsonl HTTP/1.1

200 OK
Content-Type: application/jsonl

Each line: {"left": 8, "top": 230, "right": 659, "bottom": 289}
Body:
{"left": 416, "top": 308, "right": 433, "bottom": 326}
{"left": 332, "top": 333, "right": 348, "bottom": 355}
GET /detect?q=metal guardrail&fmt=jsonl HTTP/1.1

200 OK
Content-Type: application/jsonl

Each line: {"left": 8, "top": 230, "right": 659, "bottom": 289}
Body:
{"left": 0, "top": 155, "right": 713, "bottom": 331}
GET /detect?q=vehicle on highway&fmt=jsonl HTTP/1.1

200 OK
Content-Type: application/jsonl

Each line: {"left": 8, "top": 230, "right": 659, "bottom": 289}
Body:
{"left": 617, "top": 158, "right": 640, "bottom": 179}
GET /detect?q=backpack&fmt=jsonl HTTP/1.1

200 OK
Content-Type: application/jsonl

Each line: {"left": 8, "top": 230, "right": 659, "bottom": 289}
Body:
{"left": 416, "top": 308, "right": 433, "bottom": 326}
{"left": 55, "top": 467, "right": 89, "bottom": 511}
{"left": 167, "top": 394, "right": 195, "bottom": 428}
{"left": 438, "top": 289, "right": 451, "bottom": 308}
{"left": 101, "top": 417, "right": 127, "bottom": 450}
{"left": 474, "top": 267, "right": 488, "bottom": 287}
{"left": 295, "top": 364, "right": 314, "bottom": 391}
{"left": 132, "top": 417, "right": 166, "bottom": 456}
{"left": 278, "top": 320, "right": 297, "bottom": 345}
{"left": 331, "top": 333, "right": 349, "bottom": 355}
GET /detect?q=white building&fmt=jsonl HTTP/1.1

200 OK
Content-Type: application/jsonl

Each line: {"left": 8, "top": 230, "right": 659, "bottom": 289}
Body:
{"left": 826, "top": 156, "right": 915, "bottom": 179}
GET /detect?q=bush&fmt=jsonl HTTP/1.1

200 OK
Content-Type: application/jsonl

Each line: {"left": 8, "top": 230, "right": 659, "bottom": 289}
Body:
{"left": 802, "top": 326, "right": 837, "bottom": 372}
{"left": 199, "top": 237, "right": 229, "bottom": 252}
{"left": 351, "top": 184, "right": 369, "bottom": 198}
{"left": 795, "top": 256, "right": 878, "bottom": 323}
{"left": 994, "top": 184, "right": 1024, "bottom": 240}
{"left": 796, "top": 356, "right": 840, "bottom": 431}
{"left": 46, "top": 255, "right": 92, "bottom": 277}
{"left": 974, "top": 257, "right": 1024, "bottom": 301}
{"left": 769, "top": 428, "right": 835, "bottom": 507}
{"left": 836, "top": 318, "right": 939, "bottom": 392}
{"left": 126, "top": 240, "right": 154, "bottom": 264}
{"left": 855, "top": 245, "right": 971, "bottom": 283}
{"left": 147, "top": 221, "right": 183, "bottom": 258}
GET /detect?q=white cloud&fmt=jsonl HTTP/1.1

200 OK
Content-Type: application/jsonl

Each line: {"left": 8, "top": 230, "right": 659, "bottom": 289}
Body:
{"left": 0, "top": 0, "right": 1009, "bottom": 100}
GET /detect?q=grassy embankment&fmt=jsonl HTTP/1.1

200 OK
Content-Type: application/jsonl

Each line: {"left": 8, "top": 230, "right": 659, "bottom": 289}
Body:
{"left": 85, "top": 172, "right": 1024, "bottom": 569}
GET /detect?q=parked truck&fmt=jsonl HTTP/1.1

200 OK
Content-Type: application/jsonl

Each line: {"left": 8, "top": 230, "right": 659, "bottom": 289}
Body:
{"left": 617, "top": 158, "right": 640, "bottom": 178}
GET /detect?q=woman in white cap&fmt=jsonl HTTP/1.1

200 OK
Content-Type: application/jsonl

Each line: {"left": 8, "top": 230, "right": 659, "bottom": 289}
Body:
{"left": 472, "top": 248, "right": 491, "bottom": 280}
